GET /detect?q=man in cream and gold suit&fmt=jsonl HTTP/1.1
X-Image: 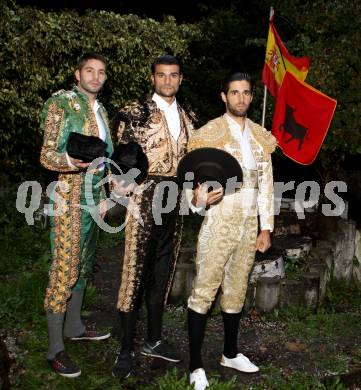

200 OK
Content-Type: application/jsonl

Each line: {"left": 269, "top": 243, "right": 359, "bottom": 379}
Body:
{"left": 186, "top": 72, "right": 277, "bottom": 390}
{"left": 112, "top": 55, "right": 194, "bottom": 379}
{"left": 40, "top": 53, "right": 113, "bottom": 378}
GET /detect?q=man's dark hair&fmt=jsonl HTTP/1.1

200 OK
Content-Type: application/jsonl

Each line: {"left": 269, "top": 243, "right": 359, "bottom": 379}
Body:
{"left": 77, "top": 52, "right": 107, "bottom": 71}
{"left": 221, "top": 72, "right": 253, "bottom": 94}
{"left": 151, "top": 55, "right": 182, "bottom": 74}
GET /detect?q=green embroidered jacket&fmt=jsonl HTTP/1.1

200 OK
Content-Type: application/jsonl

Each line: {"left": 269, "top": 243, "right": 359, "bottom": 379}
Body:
{"left": 40, "top": 86, "right": 113, "bottom": 202}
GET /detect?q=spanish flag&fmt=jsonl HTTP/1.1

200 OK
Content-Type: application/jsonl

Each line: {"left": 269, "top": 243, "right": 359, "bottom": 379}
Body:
{"left": 262, "top": 20, "right": 310, "bottom": 98}
{"left": 272, "top": 71, "right": 337, "bottom": 165}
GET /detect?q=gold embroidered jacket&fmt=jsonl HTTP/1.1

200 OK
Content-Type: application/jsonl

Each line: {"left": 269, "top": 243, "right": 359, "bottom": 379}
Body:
{"left": 40, "top": 87, "right": 113, "bottom": 313}
{"left": 113, "top": 99, "right": 194, "bottom": 176}
{"left": 188, "top": 115, "right": 277, "bottom": 231}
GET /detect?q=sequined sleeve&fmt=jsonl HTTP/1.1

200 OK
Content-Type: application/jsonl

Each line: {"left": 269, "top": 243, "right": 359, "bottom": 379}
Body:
{"left": 40, "top": 100, "right": 77, "bottom": 172}
{"left": 112, "top": 106, "right": 139, "bottom": 145}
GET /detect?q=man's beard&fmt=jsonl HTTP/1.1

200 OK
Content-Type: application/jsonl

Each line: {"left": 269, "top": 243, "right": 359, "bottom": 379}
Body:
{"left": 228, "top": 104, "right": 248, "bottom": 117}
{"left": 156, "top": 85, "right": 178, "bottom": 98}
{"left": 80, "top": 81, "right": 102, "bottom": 95}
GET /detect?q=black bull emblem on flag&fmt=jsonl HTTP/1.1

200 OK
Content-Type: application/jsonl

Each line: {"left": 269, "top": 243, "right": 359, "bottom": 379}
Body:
{"left": 279, "top": 104, "right": 308, "bottom": 150}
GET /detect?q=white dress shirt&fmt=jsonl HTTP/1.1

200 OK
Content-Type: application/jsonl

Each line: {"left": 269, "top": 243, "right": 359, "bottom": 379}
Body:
{"left": 152, "top": 93, "right": 181, "bottom": 140}
{"left": 93, "top": 100, "right": 107, "bottom": 142}
{"left": 225, "top": 115, "right": 273, "bottom": 231}
{"left": 225, "top": 114, "right": 257, "bottom": 170}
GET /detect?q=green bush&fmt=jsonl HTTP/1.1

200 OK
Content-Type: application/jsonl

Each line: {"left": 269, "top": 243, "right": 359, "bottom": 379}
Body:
{"left": 1, "top": 0, "right": 361, "bottom": 182}
{"left": 0, "top": 1, "right": 200, "bottom": 180}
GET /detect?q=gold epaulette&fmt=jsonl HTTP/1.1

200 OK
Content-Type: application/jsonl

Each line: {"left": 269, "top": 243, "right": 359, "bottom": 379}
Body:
{"left": 188, "top": 117, "right": 232, "bottom": 151}
{"left": 51, "top": 89, "right": 77, "bottom": 100}
{"left": 249, "top": 120, "right": 277, "bottom": 154}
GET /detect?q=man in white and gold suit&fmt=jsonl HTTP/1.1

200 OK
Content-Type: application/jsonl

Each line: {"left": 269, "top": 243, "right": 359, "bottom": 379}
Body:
{"left": 186, "top": 72, "right": 277, "bottom": 390}
{"left": 112, "top": 55, "right": 194, "bottom": 379}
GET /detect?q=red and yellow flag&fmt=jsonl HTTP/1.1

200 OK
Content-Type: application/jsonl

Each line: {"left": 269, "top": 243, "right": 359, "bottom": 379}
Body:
{"left": 272, "top": 71, "right": 337, "bottom": 165}
{"left": 262, "top": 21, "right": 310, "bottom": 97}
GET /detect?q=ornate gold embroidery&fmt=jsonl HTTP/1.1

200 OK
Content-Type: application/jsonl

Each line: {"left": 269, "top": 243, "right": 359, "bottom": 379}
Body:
{"left": 115, "top": 100, "right": 193, "bottom": 311}
{"left": 188, "top": 204, "right": 258, "bottom": 314}
{"left": 40, "top": 102, "right": 71, "bottom": 172}
{"left": 117, "top": 181, "right": 183, "bottom": 312}
{"left": 248, "top": 120, "right": 277, "bottom": 157}
{"left": 188, "top": 117, "right": 232, "bottom": 151}
{"left": 117, "top": 208, "right": 143, "bottom": 311}
{"left": 186, "top": 116, "right": 275, "bottom": 314}
{"left": 69, "top": 174, "right": 82, "bottom": 286}
{"left": 44, "top": 174, "right": 83, "bottom": 313}
{"left": 88, "top": 105, "right": 99, "bottom": 137}
{"left": 116, "top": 120, "right": 126, "bottom": 141}
{"left": 189, "top": 116, "right": 275, "bottom": 231}
{"left": 116, "top": 101, "right": 193, "bottom": 176}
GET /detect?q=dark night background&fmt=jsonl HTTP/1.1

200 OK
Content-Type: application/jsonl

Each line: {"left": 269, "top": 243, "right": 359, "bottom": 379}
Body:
{"left": 2, "top": 0, "right": 361, "bottom": 223}
{"left": 14, "top": 0, "right": 270, "bottom": 23}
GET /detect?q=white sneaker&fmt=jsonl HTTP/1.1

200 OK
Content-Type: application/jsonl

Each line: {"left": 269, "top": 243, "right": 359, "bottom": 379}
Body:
{"left": 220, "top": 353, "right": 259, "bottom": 373}
{"left": 190, "top": 368, "right": 209, "bottom": 390}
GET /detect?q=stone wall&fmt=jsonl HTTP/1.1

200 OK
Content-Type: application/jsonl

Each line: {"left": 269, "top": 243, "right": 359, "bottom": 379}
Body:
{"left": 169, "top": 211, "right": 358, "bottom": 314}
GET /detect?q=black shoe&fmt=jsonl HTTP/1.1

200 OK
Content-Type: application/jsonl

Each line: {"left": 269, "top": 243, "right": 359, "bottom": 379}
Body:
{"left": 47, "top": 351, "right": 81, "bottom": 378}
{"left": 112, "top": 349, "right": 135, "bottom": 379}
{"left": 141, "top": 340, "right": 182, "bottom": 362}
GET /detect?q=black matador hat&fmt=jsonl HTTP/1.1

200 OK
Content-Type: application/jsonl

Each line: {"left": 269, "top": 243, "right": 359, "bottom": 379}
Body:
{"left": 177, "top": 147, "right": 243, "bottom": 189}
{"left": 66, "top": 132, "right": 108, "bottom": 162}
{"left": 110, "top": 141, "right": 149, "bottom": 185}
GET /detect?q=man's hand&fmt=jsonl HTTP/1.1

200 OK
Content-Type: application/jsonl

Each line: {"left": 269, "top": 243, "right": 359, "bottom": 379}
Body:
{"left": 110, "top": 178, "right": 136, "bottom": 198}
{"left": 191, "top": 183, "right": 224, "bottom": 208}
{"left": 69, "top": 157, "right": 91, "bottom": 169}
{"left": 99, "top": 199, "right": 108, "bottom": 219}
{"left": 256, "top": 230, "right": 271, "bottom": 253}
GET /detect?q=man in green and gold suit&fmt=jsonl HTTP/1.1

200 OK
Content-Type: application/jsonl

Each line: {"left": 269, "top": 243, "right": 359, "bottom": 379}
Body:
{"left": 186, "top": 72, "right": 277, "bottom": 390}
{"left": 40, "top": 52, "right": 113, "bottom": 378}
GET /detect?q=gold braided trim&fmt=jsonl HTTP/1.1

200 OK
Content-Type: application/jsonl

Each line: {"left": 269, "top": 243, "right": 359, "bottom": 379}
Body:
{"left": 44, "top": 174, "right": 82, "bottom": 313}
{"left": 189, "top": 117, "right": 277, "bottom": 160}
{"left": 69, "top": 174, "right": 82, "bottom": 286}
{"left": 40, "top": 101, "right": 70, "bottom": 172}
{"left": 175, "top": 108, "right": 190, "bottom": 163}
{"left": 117, "top": 210, "right": 141, "bottom": 311}
{"left": 84, "top": 100, "right": 98, "bottom": 137}
{"left": 164, "top": 213, "right": 183, "bottom": 305}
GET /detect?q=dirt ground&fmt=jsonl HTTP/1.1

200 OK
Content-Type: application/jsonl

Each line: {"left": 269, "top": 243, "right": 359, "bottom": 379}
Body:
{"left": 85, "top": 243, "right": 361, "bottom": 389}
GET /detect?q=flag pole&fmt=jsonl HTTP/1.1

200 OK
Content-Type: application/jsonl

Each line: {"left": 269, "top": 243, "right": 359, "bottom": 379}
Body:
{"left": 261, "top": 6, "right": 274, "bottom": 128}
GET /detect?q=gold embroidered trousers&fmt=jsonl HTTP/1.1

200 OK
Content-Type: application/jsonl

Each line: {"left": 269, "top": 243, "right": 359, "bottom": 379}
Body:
{"left": 188, "top": 173, "right": 259, "bottom": 314}
{"left": 44, "top": 171, "right": 103, "bottom": 313}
